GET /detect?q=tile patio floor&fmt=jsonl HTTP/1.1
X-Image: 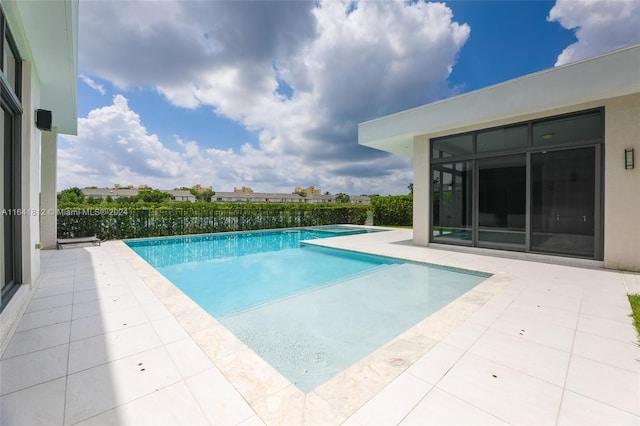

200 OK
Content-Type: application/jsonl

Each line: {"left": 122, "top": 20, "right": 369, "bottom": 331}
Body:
{"left": 1, "top": 229, "right": 639, "bottom": 425}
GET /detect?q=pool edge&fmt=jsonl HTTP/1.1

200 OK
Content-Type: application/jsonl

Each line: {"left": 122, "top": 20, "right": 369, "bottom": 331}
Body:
{"left": 112, "top": 232, "right": 511, "bottom": 424}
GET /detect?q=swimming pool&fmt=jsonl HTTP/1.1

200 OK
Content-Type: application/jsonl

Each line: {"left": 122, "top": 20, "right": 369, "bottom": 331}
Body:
{"left": 126, "top": 226, "right": 490, "bottom": 392}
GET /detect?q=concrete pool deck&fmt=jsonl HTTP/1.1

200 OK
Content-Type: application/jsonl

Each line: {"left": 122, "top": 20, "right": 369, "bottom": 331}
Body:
{"left": 1, "top": 228, "right": 639, "bottom": 425}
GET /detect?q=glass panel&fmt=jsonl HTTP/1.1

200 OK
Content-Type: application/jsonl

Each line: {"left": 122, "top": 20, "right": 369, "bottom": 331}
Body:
{"left": 3, "top": 38, "right": 16, "bottom": 93}
{"left": 531, "top": 148, "right": 595, "bottom": 257}
{"left": 533, "top": 111, "right": 602, "bottom": 146}
{"left": 478, "top": 155, "right": 526, "bottom": 248}
{"left": 477, "top": 125, "right": 527, "bottom": 153}
{"left": 2, "top": 109, "right": 13, "bottom": 296}
{"left": 432, "top": 134, "right": 473, "bottom": 159}
{"left": 432, "top": 161, "right": 473, "bottom": 243}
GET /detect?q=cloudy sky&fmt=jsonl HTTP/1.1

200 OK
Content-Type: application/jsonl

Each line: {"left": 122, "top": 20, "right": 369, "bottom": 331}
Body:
{"left": 58, "top": 0, "right": 640, "bottom": 195}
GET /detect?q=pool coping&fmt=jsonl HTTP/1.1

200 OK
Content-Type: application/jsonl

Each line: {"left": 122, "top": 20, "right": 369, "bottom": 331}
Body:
{"left": 113, "top": 228, "right": 512, "bottom": 424}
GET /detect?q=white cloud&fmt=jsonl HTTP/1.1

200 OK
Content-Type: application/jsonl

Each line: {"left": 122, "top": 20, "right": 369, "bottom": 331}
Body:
{"left": 59, "top": 95, "right": 188, "bottom": 187}
{"left": 79, "top": 74, "right": 105, "bottom": 95}
{"left": 72, "top": 0, "right": 470, "bottom": 194}
{"left": 58, "top": 95, "right": 410, "bottom": 194}
{"left": 548, "top": 0, "right": 640, "bottom": 66}
{"left": 59, "top": 94, "right": 412, "bottom": 194}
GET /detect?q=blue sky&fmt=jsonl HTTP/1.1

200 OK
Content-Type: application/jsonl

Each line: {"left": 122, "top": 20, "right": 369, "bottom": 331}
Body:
{"left": 59, "top": 0, "right": 639, "bottom": 195}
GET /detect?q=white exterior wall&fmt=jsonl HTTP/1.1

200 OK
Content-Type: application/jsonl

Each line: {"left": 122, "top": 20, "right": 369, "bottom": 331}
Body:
{"left": 603, "top": 94, "right": 640, "bottom": 271}
{"left": 409, "top": 94, "right": 640, "bottom": 271}
{"left": 361, "top": 47, "right": 639, "bottom": 271}
{"left": 40, "top": 128, "right": 58, "bottom": 249}
{"left": 22, "top": 60, "right": 41, "bottom": 284}
{"left": 1, "top": 0, "right": 78, "bottom": 354}
{"left": 412, "top": 135, "right": 430, "bottom": 246}
{"left": 1, "top": 61, "right": 44, "bottom": 354}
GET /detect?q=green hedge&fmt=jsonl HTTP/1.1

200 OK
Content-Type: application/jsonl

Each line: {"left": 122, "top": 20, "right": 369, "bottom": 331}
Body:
{"left": 370, "top": 195, "right": 413, "bottom": 226}
{"left": 57, "top": 204, "right": 368, "bottom": 240}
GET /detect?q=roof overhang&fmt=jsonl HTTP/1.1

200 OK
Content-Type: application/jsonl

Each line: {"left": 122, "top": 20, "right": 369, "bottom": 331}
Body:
{"left": 3, "top": 0, "right": 78, "bottom": 135}
{"left": 359, "top": 44, "right": 640, "bottom": 157}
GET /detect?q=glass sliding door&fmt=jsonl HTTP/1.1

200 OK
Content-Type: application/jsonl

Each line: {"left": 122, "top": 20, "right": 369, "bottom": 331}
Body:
{"left": 430, "top": 109, "right": 603, "bottom": 260}
{"left": 432, "top": 161, "right": 473, "bottom": 243}
{"left": 531, "top": 147, "right": 596, "bottom": 258}
{"left": 1, "top": 11, "right": 23, "bottom": 312}
{"left": 2, "top": 106, "right": 20, "bottom": 310}
{"left": 478, "top": 155, "right": 526, "bottom": 249}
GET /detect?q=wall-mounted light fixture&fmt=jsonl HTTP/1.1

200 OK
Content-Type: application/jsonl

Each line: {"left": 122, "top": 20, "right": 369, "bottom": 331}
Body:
{"left": 35, "top": 109, "right": 52, "bottom": 131}
{"left": 541, "top": 133, "right": 555, "bottom": 140}
{"left": 625, "top": 148, "right": 634, "bottom": 170}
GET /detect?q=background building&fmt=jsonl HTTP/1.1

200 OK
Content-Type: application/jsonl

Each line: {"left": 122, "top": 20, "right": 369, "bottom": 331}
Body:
{"left": 294, "top": 185, "right": 321, "bottom": 196}
{"left": 74, "top": 187, "right": 370, "bottom": 205}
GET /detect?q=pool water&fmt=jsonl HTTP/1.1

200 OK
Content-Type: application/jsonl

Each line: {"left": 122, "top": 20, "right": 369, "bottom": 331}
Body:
{"left": 126, "top": 227, "right": 490, "bottom": 392}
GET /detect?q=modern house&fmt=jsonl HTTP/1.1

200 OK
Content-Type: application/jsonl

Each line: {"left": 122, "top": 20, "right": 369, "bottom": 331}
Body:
{"left": 215, "top": 191, "right": 306, "bottom": 203}
{"left": 213, "top": 191, "right": 370, "bottom": 204}
{"left": 80, "top": 187, "right": 140, "bottom": 201}
{"left": 359, "top": 45, "right": 639, "bottom": 271}
{"left": 350, "top": 195, "right": 372, "bottom": 205}
{"left": 165, "top": 189, "right": 197, "bottom": 202}
{"left": 80, "top": 187, "right": 197, "bottom": 203}
{"left": 1, "top": 0, "right": 79, "bottom": 346}
{"left": 74, "top": 187, "right": 370, "bottom": 205}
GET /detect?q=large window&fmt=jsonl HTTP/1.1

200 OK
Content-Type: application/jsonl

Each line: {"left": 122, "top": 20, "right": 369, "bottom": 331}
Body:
{"left": 478, "top": 155, "right": 526, "bottom": 249}
{"left": 430, "top": 109, "right": 603, "bottom": 259}
{"left": 531, "top": 147, "right": 596, "bottom": 258}
{"left": 432, "top": 161, "right": 473, "bottom": 243}
{"left": 1, "top": 9, "right": 22, "bottom": 312}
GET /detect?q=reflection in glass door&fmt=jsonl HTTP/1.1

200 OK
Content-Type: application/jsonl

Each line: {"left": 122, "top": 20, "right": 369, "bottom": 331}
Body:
{"left": 432, "top": 161, "right": 473, "bottom": 243}
{"left": 478, "top": 155, "right": 526, "bottom": 249}
{"left": 1, "top": 104, "right": 22, "bottom": 311}
{"left": 531, "top": 148, "right": 596, "bottom": 257}
{"left": 2, "top": 107, "right": 17, "bottom": 307}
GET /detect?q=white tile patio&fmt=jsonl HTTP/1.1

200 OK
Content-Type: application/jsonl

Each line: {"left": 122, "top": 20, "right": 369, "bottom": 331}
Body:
{"left": 1, "top": 229, "right": 638, "bottom": 425}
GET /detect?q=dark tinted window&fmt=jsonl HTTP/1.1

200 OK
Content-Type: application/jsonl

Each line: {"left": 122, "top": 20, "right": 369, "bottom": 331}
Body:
{"left": 533, "top": 111, "right": 602, "bottom": 146}
{"left": 432, "top": 134, "right": 473, "bottom": 159}
{"left": 477, "top": 125, "right": 527, "bottom": 153}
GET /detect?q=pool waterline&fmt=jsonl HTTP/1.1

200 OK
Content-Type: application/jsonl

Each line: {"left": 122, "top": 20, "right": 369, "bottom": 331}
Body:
{"left": 125, "top": 227, "right": 492, "bottom": 393}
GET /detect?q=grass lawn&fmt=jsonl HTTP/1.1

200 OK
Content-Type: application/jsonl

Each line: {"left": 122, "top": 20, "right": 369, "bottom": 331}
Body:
{"left": 628, "top": 294, "right": 640, "bottom": 341}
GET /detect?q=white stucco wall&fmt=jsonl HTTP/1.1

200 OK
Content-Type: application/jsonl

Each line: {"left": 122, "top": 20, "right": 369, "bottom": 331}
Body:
{"left": 412, "top": 135, "right": 430, "bottom": 246}
{"left": 40, "top": 128, "right": 58, "bottom": 249}
{"left": 362, "top": 46, "right": 639, "bottom": 271}
{"left": 409, "top": 95, "right": 640, "bottom": 271}
{"left": 1, "top": 60, "right": 43, "bottom": 354}
{"left": 22, "top": 60, "right": 41, "bottom": 285}
{"left": 1, "top": 0, "right": 78, "bottom": 353}
{"left": 602, "top": 93, "right": 640, "bottom": 271}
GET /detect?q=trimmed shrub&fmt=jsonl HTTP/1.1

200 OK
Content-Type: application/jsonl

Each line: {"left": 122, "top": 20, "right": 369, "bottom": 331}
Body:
{"left": 57, "top": 204, "right": 369, "bottom": 240}
{"left": 370, "top": 195, "right": 412, "bottom": 226}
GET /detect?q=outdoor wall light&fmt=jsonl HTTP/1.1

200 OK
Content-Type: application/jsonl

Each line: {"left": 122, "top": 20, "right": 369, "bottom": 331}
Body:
{"left": 35, "top": 109, "right": 52, "bottom": 131}
{"left": 625, "top": 148, "right": 634, "bottom": 170}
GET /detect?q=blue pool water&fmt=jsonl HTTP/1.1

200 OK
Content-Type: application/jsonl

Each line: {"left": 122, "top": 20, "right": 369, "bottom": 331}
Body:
{"left": 126, "top": 226, "right": 490, "bottom": 392}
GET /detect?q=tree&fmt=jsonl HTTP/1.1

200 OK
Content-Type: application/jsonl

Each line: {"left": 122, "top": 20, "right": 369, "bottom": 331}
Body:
{"left": 57, "top": 187, "right": 85, "bottom": 204}
{"left": 188, "top": 186, "right": 215, "bottom": 202}
{"left": 135, "top": 189, "right": 170, "bottom": 203}
{"left": 408, "top": 182, "right": 413, "bottom": 194}
{"left": 335, "top": 193, "right": 350, "bottom": 204}
{"left": 195, "top": 189, "right": 215, "bottom": 202}
{"left": 296, "top": 190, "right": 308, "bottom": 198}
{"left": 86, "top": 195, "right": 102, "bottom": 205}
